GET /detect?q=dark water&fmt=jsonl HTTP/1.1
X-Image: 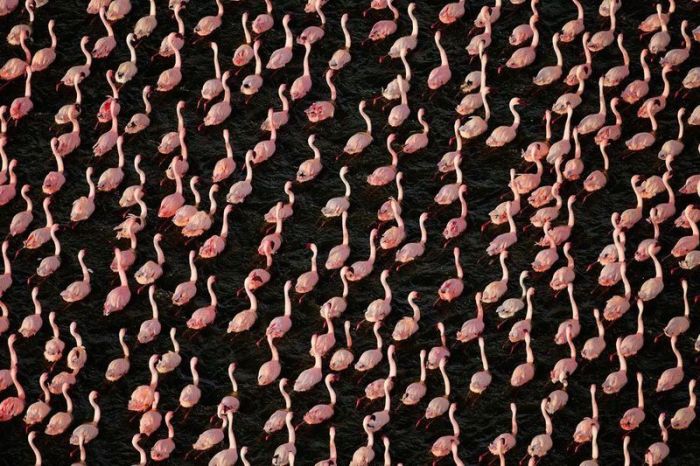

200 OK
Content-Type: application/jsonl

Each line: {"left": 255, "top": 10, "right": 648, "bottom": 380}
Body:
{"left": 0, "top": 0, "right": 699, "bottom": 464}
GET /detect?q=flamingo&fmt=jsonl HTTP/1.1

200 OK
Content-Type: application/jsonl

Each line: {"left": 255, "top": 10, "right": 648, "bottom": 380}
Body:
{"left": 185, "top": 275, "right": 218, "bottom": 330}
{"left": 486, "top": 97, "right": 521, "bottom": 146}
{"left": 105, "top": 328, "right": 130, "bottom": 382}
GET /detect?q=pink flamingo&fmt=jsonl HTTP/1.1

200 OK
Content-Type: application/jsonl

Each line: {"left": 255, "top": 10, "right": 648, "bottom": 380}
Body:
{"left": 482, "top": 252, "right": 509, "bottom": 303}
{"left": 104, "top": 250, "right": 132, "bottom": 315}
{"left": 97, "top": 139, "right": 126, "bottom": 194}
{"left": 620, "top": 372, "right": 646, "bottom": 431}
{"left": 92, "top": 7, "right": 116, "bottom": 58}
{"left": 355, "top": 323, "right": 384, "bottom": 371}
{"left": 119, "top": 155, "right": 146, "bottom": 208}
{"left": 226, "top": 151, "right": 254, "bottom": 204}
{"left": 658, "top": 108, "right": 686, "bottom": 160}
{"left": 305, "top": 70, "right": 336, "bottom": 122}
{"left": 252, "top": 109, "right": 277, "bottom": 164}
{"left": 442, "top": 186, "right": 468, "bottom": 242}
{"left": 155, "top": 3, "right": 184, "bottom": 59}
{"left": 367, "top": 135, "right": 398, "bottom": 186}
{"left": 486, "top": 204, "right": 517, "bottom": 256}
{"left": 43, "top": 386, "right": 71, "bottom": 434}
{"left": 156, "top": 35, "right": 182, "bottom": 92}
{"left": 347, "top": 228, "right": 377, "bottom": 281}
{"left": 469, "top": 337, "right": 492, "bottom": 394}
{"left": 582, "top": 308, "right": 606, "bottom": 360}
{"left": 211, "top": 130, "right": 235, "bottom": 182}
{"left": 137, "top": 286, "right": 162, "bottom": 344}
{"left": 241, "top": 40, "right": 262, "bottom": 99}
{"left": 158, "top": 101, "right": 185, "bottom": 155}
{"left": 394, "top": 212, "right": 428, "bottom": 267}
{"left": 263, "top": 379, "right": 291, "bottom": 432}
{"left": 428, "top": 31, "right": 451, "bottom": 89}
{"left": 97, "top": 69, "right": 121, "bottom": 125}
{"left": 656, "top": 336, "right": 684, "bottom": 392}
{"left": 560, "top": 0, "right": 584, "bottom": 42}
{"left": 156, "top": 329, "right": 181, "bottom": 374}
{"left": 300, "top": 374, "right": 338, "bottom": 427}
{"left": 564, "top": 33, "right": 591, "bottom": 85}
{"left": 199, "top": 42, "right": 224, "bottom": 108}
{"left": 330, "top": 320, "right": 354, "bottom": 370}
{"left": 297, "top": 0, "right": 326, "bottom": 46}
{"left": 387, "top": 3, "right": 418, "bottom": 58}
{"left": 0, "top": 358, "right": 27, "bottom": 422}
{"left": 137, "top": 395, "right": 163, "bottom": 440}
{"left": 252, "top": 0, "right": 274, "bottom": 35}
{"left": 325, "top": 212, "right": 350, "bottom": 269}
{"left": 43, "top": 139, "right": 65, "bottom": 195}
{"left": 456, "top": 292, "right": 485, "bottom": 343}
{"left": 509, "top": 0, "right": 539, "bottom": 46}
{"left": 59, "top": 36, "right": 92, "bottom": 88}
{"left": 438, "top": 0, "right": 465, "bottom": 25}
{"left": 526, "top": 399, "right": 554, "bottom": 463}
{"left": 511, "top": 333, "right": 535, "bottom": 386}
{"left": 262, "top": 84, "right": 290, "bottom": 131}
{"left": 258, "top": 335, "right": 281, "bottom": 386}
{"left": 133, "top": 0, "right": 157, "bottom": 39}
{"left": 533, "top": 33, "right": 562, "bottom": 85}
{"left": 202, "top": 71, "right": 231, "bottom": 127}
{"left": 603, "top": 34, "right": 629, "bottom": 86}
{"left": 583, "top": 142, "right": 610, "bottom": 195}
{"left": 603, "top": 338, "right": 628, "bottom": 394}
{"left": 660, "top": 20, "right": 691, "bottom": 66}
{"left": 35, "top": 226, "right": 61, "bottom": 279}
{"left": 578, "top": 79, "right": 607, "bottom": 135}
{"left": 392, "top": 291, "right": 420, "bottom": 341}
{"left": 430, "top": 404, "right": 460, "bottom": 460}
{"left": 486, "top": 97, "right": 521, "bottom": 146}
{"left": 550, "top": 325, "right": 578, "bottom": 385}
{"left": 621, "top": 49, "right": 650, "bottom": 103}
{"left": 60, "top": 249, "right": 91, "bottom": 303}
{"left": 402, "top": 108, "right": 430, "bottom": 153}
{"left": 69, "top": 390, "right": 100, "bottom": 446}
{"left": 290, "top": 42, "right": 313, "bottom": 101}
{"left": 266, "top": 15, "right": 293, "bottom": 71}
{"left": 438, "top": 248, "right": 464, "bottom": 302}
{"left": 670, "top": 379, "right": 696, "bottom": 430}
{"left": 645, "top": 414, "right": 670, "bottom": 464}
{"left": 172, "top": 251, "right": 198, "bottom": 306}
{"left": 23, "top": 197, "right": 54, "bottom": 250}
{"left": 367, "top": 0, "right": 399, "bottom": 42}
{"left": 92, "top": 104, "right": 119, "bottom": 157}
{"left": 233, "top": 12, "right": 254, "bottom": 68}
{"left": 388, "top": 75, "right": 410, "bottom": 128}
{"left": 179, "top": 357, "right": 201, "bottom": 413}
{"left": 295, "top": 244, "right": 319, "bottom": 295}
{"left": 329, "top": 14, "right": 352, "bottom": 70}
{"left": 199, "top": 205, "right": 233, "bottom": 259}
{"left": 9, "top": 66, "right": 32, "bottom": 122}
{"left": 150, "top": 411, "right": 175, "bottom": 461}
{"left": 9, "top": 185, "right": 32, "bottom": 237}
{"left": 380, "top": 199, "right": 405, "bottom": 250}
{"left": 25, "top": 373, "right": 51, "bottom": 428}
{"left": 227, "top": 277, "right": 258, "bottom": 334}
{"left": 505, "top": 15, "right": 539, "bottom": 69}
{"left": 343, "top": 100, "right": 374, "bottom": 155}
{"left": 401, "top": 349, "right": 427, "bottom": 405}
{"left": 638, "top": 245, "right": 664, "bottom": 301}
{"left": 56, "top": 110, "right": 82, "bottom": 157}
{"left": 187, "top": 275, "right": 218, "bottom": 330}
{"left": 294, "top": 335, "right": 323, "bottom": 391}
{"left": 105, "top": 328, "right": 130, "bottom": 381}
{"left": 672, "top": 208, "right": 698, "bottom": 257}
{"left": 1, "top": 29, "right": 31, "bottom": 83}
{"left": 194, "top": 0, "right": 223, "bottom": 38}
